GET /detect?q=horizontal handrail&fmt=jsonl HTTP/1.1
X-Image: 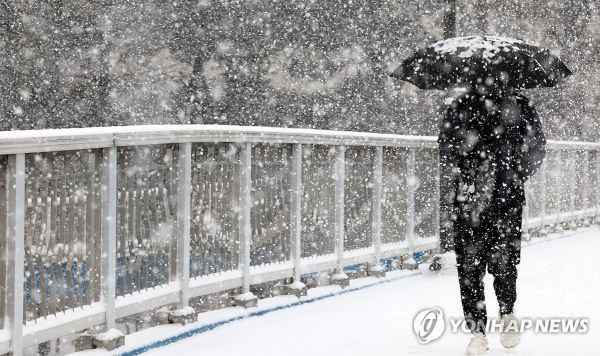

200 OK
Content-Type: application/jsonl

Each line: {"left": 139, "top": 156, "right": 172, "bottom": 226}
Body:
{"left": 1, "top": 125, "right": 599, "bottom": 155}
{"left": 0, "top": 125, "right": 437, "bottom": 154}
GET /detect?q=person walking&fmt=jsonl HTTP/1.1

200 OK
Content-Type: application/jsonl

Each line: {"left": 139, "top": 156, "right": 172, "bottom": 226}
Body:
{"left": 438, "top": 87, "right": 546, "bottom": 355}
{"left": 391, "top": 35, "right": 570, "bottom": 355}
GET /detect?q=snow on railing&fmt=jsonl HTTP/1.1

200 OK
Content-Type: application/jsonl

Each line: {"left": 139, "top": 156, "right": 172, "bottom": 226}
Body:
{"left": 0, "top": 125, "right": 598, "bottom": 355}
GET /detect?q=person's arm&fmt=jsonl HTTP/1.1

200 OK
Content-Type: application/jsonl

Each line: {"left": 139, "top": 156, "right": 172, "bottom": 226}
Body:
{"left": 514, "top": 98, "right": 546, "bottom": 182}
{"left": 438, "top": 101, "right": 460, "bottom": 168}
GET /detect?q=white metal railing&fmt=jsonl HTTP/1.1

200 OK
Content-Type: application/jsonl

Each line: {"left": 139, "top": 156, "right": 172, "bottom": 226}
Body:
{"left": 0, "top": 125, "right": 599, "bottom": 355}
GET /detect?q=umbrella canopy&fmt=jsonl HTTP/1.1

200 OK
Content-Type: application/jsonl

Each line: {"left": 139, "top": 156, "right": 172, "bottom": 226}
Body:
{"left": 391, "top": 36, "right": 572, "bottom": 90}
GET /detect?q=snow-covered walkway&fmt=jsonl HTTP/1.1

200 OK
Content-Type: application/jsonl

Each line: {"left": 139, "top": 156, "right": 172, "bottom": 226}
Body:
{"left": 79, "top": 228, "right": 600, "bottom": 356}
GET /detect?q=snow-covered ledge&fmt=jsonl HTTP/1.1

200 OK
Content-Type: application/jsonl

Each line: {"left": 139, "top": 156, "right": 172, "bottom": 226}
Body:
{"left": 0, "top": 124, "right": 439, "bottom": 155}
{"left": 0, "top": 124, "right": 597, "bottom": 156}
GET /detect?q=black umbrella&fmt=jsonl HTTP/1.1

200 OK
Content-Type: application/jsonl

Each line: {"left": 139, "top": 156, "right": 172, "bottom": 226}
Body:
{"left": 391, "top": 36, "right": 572, "bottom": 90}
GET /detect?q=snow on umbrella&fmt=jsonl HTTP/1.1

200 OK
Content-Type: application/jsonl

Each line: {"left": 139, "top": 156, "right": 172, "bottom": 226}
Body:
{"left": 391, "top": 36, "right": 572, "bottom": 90}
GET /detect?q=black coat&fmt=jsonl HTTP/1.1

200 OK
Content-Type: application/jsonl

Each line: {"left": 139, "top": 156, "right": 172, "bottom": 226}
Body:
{"left": 438, "top": 92, "right": 546, "bottom": 225}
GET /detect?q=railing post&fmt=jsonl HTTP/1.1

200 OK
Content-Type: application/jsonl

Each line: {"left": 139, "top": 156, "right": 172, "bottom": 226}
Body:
{"left": 435, "top": 150, "right": 441, "bottom": 243}
{"left": 234, "top": 142, "right": 258, "bottom": 307}
{"left": 6, "top": 154, "right": 25, "bottom": 356}
{"left": 522, "top": 182, "right": 531, "bottom": 240}
{"left": 596, "top": 151, "right": 600, "bottom": 221}
{"left": 287, "top": 144, "right": 308, "bottom": 297}
{"left": 101, "top": 147, "right": 117, "bottom": 331}
{"left": 582, "top": 150, "right": 590, "bottom": 226}
{"left": 539, "top": 162, "right": 548, "bottom": 236}
{"left": 569, "top": 151, "right": 577, "bottom": 229}
{"left": 368, "top": 146, "right": 385, "bottom": 278}
{"left": 87, "top": 153, "right": 97, "bottom": 302}
{"left": 553, "top": 151, "right": 563, "bottom": 234}
{"left": 331, "top": 145, "right": 349, "bottom": 288}
{"left": 176, "top": 143, "right": 192, "bottom": 308}
{"left": 404, "top": 148, "right": 418, "bottom": 269}
{"left": 429, "top": 149, "right": 444, "bottom": 272}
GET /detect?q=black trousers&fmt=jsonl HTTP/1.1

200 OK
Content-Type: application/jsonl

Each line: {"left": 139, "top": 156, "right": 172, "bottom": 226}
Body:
{"left": 454, "top": 202, "right": 523, "bottom": 334}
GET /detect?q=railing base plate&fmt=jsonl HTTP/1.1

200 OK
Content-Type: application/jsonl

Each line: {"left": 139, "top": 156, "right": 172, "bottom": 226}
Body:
{"left": 75, "top": 328, "right": 125, "bottom": 352}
